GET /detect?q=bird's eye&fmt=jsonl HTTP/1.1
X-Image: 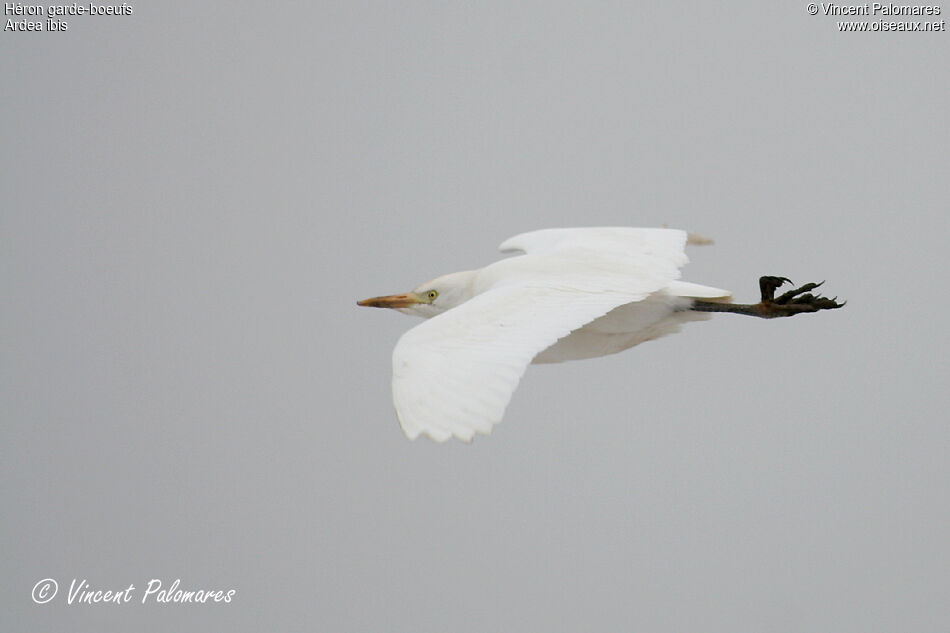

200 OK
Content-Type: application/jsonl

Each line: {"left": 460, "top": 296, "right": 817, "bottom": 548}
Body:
{"left": 427, "top": 290, "right": 438, "bottom": 300}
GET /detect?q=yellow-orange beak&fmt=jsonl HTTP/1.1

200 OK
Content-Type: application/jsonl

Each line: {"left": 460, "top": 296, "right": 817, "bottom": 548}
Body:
{"left": 357, "top": 292, "right": 421, "bottom": 309}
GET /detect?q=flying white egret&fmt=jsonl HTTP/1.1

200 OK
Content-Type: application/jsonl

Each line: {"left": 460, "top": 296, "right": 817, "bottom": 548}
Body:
{"left": 358, "top": 227, "right": 843, "bottom": 443}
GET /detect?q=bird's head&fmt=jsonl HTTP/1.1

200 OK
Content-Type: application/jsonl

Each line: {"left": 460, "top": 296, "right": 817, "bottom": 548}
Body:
{"left": 357, "top": 270, "right": 477, "bottom": 318}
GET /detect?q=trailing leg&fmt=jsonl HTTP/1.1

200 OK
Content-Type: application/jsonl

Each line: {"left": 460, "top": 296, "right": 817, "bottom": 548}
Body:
{"left": 692, "top": 276, "right": 844, "bottom": 319}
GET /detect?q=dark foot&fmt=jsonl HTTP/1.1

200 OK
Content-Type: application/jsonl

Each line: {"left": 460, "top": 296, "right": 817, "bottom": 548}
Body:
{"left": 692, "top": 276, "right": 845, "bottom": 319}
{"left": 756, "top": 276, "right": 845, "bottom": 318}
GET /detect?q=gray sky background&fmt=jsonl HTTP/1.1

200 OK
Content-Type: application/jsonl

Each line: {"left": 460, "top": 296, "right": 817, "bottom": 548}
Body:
{"left": 3, "top": 3, "right": 949, "bottom": 632}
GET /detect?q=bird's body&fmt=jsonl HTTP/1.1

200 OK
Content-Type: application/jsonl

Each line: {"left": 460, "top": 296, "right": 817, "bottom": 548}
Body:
{"left": 358, "top": 227, "right": 842, "bottom": 443}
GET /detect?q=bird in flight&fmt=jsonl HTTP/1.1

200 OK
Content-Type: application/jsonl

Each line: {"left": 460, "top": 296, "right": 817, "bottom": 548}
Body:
{"left": 358, "top": 227, "right": 843, "bottom": 443}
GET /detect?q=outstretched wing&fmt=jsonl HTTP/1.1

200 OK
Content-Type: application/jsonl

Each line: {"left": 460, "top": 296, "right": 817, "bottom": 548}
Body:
{"left": 391, "top": 283, "right": 646, "bottom": 442}
{"left": 498, "top": 226, "right": 689, "bottom": 269}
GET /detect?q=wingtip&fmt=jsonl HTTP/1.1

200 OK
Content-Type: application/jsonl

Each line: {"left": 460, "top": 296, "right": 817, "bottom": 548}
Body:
{"left": 686, "top": 232, "right": 714, "bottom": 246}
{"left": 405, "top": 424, "right": 492, "bottom": 444}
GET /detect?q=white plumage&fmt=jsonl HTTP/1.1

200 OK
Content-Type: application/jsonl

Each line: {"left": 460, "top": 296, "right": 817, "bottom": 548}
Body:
{"left": 359, "top": 227, "right": 732, "bottom": 442}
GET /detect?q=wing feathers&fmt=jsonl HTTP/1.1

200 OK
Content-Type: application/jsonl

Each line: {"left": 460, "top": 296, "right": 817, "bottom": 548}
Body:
{"left": 393, "top": 287, "right": 657, "bottom": 442}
